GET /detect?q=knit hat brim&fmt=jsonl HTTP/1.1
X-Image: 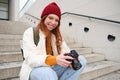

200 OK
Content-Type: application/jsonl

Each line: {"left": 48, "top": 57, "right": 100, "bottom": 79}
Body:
{"left": 41, "top": 2, "right": 61, "bottom": 20}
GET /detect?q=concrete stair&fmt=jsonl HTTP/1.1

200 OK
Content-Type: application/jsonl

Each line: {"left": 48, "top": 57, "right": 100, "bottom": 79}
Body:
{"left": 68, "top": 42, "right": 120, "bottom": 80}
{"left": 0, "top": 21, "right": 30, "bottom": 35}
{"left": 93, "top": 70, "right": 120, "bottom": 80}
{"left": 79, "top": 61, "right": 120, "bottom": 80}
{"left": 0, "top": 34, "right": 23, "bottom": 80}
{"left": 0, "top": 34, "right": 22, "bottom": 52}
{"left": 0, "top": 21, "right": 29, "bottom": 80}
{"left": 0, "top": 52, "right": 23, "bottom": 63}
{"left": 0, "top": 21, "right": 120, "bottom": 80}
{"left": 0, "top": 62, "right": 22, "bottom": 80}
{"left": 0, "top": 34, "right": 22, "bottom": 45}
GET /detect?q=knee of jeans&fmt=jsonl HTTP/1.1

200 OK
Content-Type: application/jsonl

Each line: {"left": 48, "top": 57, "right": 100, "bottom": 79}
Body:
{"left": 29, "top": 69, "right": 39, "bottom": 80}
{"left": 30, "top": 67, "right": 58, "bottom": 80}
{"left": 79, "top": 55, "right": 87, "bottom": 68}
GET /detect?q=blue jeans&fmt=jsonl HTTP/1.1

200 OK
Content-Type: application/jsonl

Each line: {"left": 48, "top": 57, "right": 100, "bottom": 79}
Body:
{"left": 29, "top": 55, "right": 87, "bottom": 80}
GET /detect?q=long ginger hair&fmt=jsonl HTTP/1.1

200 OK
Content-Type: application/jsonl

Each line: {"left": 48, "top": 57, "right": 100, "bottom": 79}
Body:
{"left": 36, "top": 15, "right": 62, "bottom": 54}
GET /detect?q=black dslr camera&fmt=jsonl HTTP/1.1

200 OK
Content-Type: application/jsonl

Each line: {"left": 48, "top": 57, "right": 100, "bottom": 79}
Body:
{"left": 64, "top": 50, "right": 82, "bottom": 70}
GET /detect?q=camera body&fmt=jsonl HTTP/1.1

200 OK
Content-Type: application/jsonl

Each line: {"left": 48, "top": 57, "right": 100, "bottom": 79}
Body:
{"left": 64, "top": 50, "right": 82, "bottom": 70}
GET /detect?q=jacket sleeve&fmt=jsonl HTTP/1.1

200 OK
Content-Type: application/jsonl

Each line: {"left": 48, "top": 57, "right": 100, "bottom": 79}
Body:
{"left": 22, "top": 27, "right": 47, "bottom": 68}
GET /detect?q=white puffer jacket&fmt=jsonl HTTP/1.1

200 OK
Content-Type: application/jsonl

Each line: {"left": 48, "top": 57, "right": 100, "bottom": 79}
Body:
{"left": 19, "top": 27, "right": 70, "bottom": 80}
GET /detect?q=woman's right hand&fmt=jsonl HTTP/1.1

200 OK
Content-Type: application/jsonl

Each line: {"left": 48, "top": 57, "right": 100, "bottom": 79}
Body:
{"left": 56, "top": 53, "right": 73, "bottom": 67}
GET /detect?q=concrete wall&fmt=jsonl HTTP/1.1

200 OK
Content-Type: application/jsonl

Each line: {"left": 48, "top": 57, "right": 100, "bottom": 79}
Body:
{"left": 26, "top": 0, "right": 120, "bottom": 21}
{"left": 61, "top": 14, "right": 120, "bottom": 62}
{"left": 21, "top": 0, "right": 120, "bottom": 28}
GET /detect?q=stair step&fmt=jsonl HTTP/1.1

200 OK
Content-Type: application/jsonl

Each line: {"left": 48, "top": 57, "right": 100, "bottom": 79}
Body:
{"left": 0, "top": 45, "right": 20, "bottom": 52}
{"left": 79, "top": 61, "right": 120, "bottom": 80}
{"left": 72, "top": 48, "right": 92, "bottom": 54}
{"left": 0, "top": 62, "right": 22, "bottom": 79}
{"left": 0, "top": 34, "right": 22, "bottom": 39}
{"left": 84, "top": 53, "right": 105, "bottom": 63}
{"left": 11, "top": 78, "right": 19, "bottom": 80}
{"left": 0, "top": 77, "right": 19, "bottom": 80}
{"left": 67, "top": 42, "right": 83, "bottom": 48}
{"left": 93, "top": 70, "right": 120, "bottom": 80}
{"left": 0, "top": 52, "right": 104, "bottom": 64}
{"left": 0, "top": 34, "right": 22, "bottom": 45}
{"left": 0, "top": 52, "right": 23, "bottom": 63}
{"left": 0, "top": 21, "right": 29, "bottom": 34}
{"left": 0, "top": 39, "right": 20, "bottom": 45}
{"left": 1, "top": 61, "right": 119, "bottom": 80}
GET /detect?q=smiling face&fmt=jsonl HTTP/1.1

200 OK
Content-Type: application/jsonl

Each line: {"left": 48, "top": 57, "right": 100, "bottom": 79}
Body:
{"left": 44, "top": 14, "right": 59, "bottom": 31}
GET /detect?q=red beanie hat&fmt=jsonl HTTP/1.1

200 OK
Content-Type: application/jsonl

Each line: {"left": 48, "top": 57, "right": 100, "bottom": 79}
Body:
{"left": 41, "top": 2, "right": 61, "bottom": 19}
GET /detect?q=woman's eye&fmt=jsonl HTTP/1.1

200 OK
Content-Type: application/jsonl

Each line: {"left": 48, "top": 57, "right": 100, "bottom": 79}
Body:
{"left": 48, "top": 17, "right": 53, "bottom": 20}
{"left": 55, "top": 19, "right": 59, "bottom": 22}
{"left": 48, "top": 16, "right": 59, "bottom": 23}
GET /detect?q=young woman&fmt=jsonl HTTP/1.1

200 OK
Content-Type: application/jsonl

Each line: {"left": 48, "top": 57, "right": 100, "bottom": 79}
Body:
{"left": 20, "top": 2, "right": 87, "bottom": 80}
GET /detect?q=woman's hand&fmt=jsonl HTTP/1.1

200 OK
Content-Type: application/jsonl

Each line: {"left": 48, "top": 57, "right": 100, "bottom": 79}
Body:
{"left": 56, "top": 53, "right": 73, "bottom": 67}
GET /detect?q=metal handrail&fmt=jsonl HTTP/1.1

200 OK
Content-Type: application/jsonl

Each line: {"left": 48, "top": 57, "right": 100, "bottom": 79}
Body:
{"left": 19, "top": 0, "right": 30, "bottom": 14}
{"left": 25, "top": 13, "right": 39, "bottom": 20}
{"left": 62, "top": 12, "right": 120, "bottom": 24}
{"left": 24, "top": 12, "right": 120, "bottom": 24}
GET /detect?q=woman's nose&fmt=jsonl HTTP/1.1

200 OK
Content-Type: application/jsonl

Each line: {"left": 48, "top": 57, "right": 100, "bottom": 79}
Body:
{"left": 51, "top": 20, "right": 56, "bottom": 25}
